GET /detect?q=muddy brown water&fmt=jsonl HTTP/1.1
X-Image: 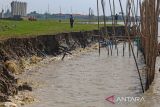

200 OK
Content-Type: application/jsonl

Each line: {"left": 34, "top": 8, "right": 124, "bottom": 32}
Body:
{"left": 18, "top": 42, "right": 160, "bottom": 107}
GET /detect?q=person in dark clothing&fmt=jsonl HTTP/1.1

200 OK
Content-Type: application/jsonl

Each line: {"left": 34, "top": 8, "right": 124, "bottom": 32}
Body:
{"left": 70, "top": 15, "right": 74, "bottom": 28}
{"left": 115, "top": 14, "right": 118, "bottom": 24}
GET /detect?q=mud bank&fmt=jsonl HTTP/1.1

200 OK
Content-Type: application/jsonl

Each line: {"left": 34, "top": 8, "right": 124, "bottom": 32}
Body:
{"left": 0, "top": 64, "right": 17, "bottom": 101}
{"left": 0, "top": 31, "right": 94, "bottom": 60}
{"left": 0, "top": 26, "right": 125, "bottom": 60}
{"left": 0, "top": 26, "right": 124, "bottom": 102}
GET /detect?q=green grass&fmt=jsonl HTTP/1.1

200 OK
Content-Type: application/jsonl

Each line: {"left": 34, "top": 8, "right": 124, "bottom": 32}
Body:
{"left": 0, "top": 19, "right": 120, "bottom": 39}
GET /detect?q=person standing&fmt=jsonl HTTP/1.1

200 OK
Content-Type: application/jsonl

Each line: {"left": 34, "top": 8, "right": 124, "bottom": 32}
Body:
{"left": 115, "top": 14, "right": 118, "bottom": 24}
{"left": 70, "top": 15, "right": 74, "bottom": 28}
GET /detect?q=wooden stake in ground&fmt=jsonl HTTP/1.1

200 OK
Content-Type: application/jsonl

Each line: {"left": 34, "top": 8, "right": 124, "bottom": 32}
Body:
{"left": 97, "top": 0, "right": 101, "bottom": 56}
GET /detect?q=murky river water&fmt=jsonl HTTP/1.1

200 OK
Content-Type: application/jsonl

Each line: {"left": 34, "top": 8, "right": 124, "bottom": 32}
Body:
{"left": 20, "top": 41, "right": 160, "bottom": 107}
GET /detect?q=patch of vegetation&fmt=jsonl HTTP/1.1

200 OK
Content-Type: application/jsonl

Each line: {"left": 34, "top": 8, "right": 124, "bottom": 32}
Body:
{"left": 0, "top": 19, "right": 120, "bottom": 39}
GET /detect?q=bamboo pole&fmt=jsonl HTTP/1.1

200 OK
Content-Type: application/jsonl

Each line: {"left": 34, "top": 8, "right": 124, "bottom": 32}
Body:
{"left": 140, "top": 0, "right": 159, "bottom": 90}
{"left": 119, "top": 0, "right": 145, "bottom": 93}
{"left": 97, "top": 0, "right": 101, "bottom": 56}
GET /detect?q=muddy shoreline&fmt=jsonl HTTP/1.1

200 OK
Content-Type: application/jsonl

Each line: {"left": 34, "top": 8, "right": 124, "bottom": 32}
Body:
{"left": 0, "top": 26, "right": 125, "bottom": 60}
{"left": 0, "top": 26, "right": 125, "bottom": 104}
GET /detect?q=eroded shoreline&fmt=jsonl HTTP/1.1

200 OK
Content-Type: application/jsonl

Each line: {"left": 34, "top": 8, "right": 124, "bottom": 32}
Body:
{"left": 0, "top": 26, "right": 125, "bottom": 106}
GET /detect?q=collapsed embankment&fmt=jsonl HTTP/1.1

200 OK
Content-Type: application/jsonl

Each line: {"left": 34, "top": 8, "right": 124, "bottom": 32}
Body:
{"left": 0, "top": 26, "right": 125, "bottom": 102}
{"left": 0, "top": 26, "right": 125, "bottom": 60}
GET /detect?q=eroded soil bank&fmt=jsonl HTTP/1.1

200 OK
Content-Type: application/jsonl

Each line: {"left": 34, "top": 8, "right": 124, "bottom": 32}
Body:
{"left": 0, "top": 26, "right": 125, "bottom": 104}
{"left": 0, "top": 26, "right": 125, "bottom": 60}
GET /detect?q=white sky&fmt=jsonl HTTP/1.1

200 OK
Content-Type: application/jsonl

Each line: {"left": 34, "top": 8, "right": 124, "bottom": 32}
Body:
{"left": 0, "top": 0, "right": 134, "bottom": 15}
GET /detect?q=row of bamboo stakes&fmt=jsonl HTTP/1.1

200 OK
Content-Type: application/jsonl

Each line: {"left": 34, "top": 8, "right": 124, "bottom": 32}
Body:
{"left": 140, "top": 0, "right": 160, "bottom": 90}
{"left": 97, "top": 0, "right": 160, "bottom": 92}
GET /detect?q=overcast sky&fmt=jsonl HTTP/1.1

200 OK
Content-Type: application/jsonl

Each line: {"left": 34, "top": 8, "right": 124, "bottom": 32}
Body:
{"left": 0, "top": 0, "right": 133, "bottom": 15}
